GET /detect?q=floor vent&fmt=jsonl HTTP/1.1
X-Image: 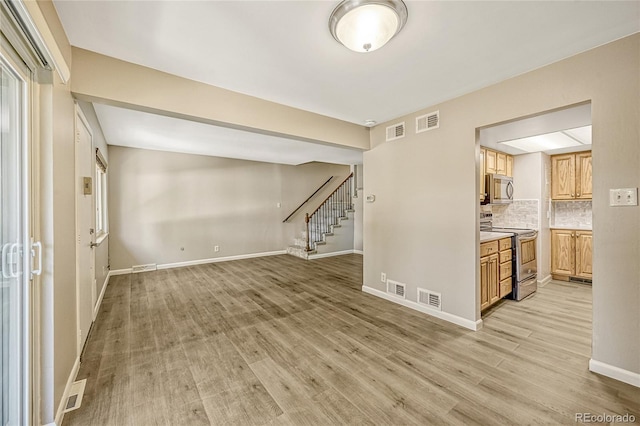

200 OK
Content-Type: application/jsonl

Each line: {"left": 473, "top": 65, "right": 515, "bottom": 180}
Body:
{"left": 569, "top": 277, "right": 592, "bottom": 285}
{"left": 416, "top": 111, "right": 439, "bottom": 133}
{"left": 63, "top": 379, "right": 87, "bottom": 413}
{"left": 387, "top": 280, "right": 406, "bottom": 299}
{"left": 417, "top": 288, "right": 442, "bottom": 311}
{"left": 132, "top": 263, "right": 157, "bottom": 273}
{"left": 386, "top": 122, "right": 405, "bottom": 141}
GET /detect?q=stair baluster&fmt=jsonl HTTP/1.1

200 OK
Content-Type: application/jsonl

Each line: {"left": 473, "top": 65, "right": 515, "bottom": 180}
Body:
{"left": 305, "top": 173, "right": 354, "bottom": 252}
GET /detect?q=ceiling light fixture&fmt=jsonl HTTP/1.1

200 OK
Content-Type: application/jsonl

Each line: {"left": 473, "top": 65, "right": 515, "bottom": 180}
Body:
{"left": 329, "top": 0, "right": 408, "bottom": 53}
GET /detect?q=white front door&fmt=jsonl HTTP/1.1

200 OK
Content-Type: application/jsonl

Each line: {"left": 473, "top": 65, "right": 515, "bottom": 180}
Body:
{"left": 75, "top": 107, "right": 95, "bottom": 355}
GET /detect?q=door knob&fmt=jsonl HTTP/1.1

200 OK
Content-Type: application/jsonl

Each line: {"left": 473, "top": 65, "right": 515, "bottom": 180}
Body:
{"left": 90, "top": 242, "right": 98, "bottom": 248}
{"left": 89, "top": 228, "right": 95, "bottom": 235}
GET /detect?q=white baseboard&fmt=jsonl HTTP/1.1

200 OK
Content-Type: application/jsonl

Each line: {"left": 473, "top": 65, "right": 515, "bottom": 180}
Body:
{"left": 157, "top": 250, "right": 287, "bottom": 270}
{"left": 353, "top": 249, "right": 364, "bottom": 255}
{"left": 109, "top": 268, "right": 132, "bottom": 276}
{"left": 54, "top": 356, "right": 80, "bottom": 426}
{"left": 538, "top": 275, "right": 552, "bottom": 286}
{"left": 307, "top": 249, "right": 359, "bottom": 260}
{"left": 93, "top": 272, "right": 110, "bottom": 320}
{"left": 589, "top": 359, "right": 640, "bottom": 388}
{"left": 361, "top": 285, "right": 483, "bottom": 331}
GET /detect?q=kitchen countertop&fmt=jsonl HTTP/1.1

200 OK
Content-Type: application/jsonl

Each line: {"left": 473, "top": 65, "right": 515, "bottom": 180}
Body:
{"left": 550, "top": 225, "right": 592, "bottom": 231}
{"left": 480, "top": 231, "right": 514, "bottom": 243}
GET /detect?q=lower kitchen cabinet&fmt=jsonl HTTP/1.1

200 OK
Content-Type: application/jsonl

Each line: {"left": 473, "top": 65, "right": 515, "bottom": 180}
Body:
{"left": 481, "top": 237, "right": 513, "bottom": 311}
{"left": 551, "top": 229, "right": 593, "bottom": 279}
{"left": 480, "top": 252, "right": 499, "bottom": 310}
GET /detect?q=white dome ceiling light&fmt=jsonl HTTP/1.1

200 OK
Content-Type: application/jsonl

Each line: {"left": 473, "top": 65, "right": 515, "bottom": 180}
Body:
{"left": 329, "top": 0, "right": 408, "bottom": 53}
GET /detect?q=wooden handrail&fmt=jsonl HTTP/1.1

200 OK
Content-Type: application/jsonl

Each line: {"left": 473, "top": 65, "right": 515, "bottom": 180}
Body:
{"left": 309, "top": 173, "right": 354, "bottom": 218}
{"left": 282, "top": 176, "right": 334, "bottom": 223}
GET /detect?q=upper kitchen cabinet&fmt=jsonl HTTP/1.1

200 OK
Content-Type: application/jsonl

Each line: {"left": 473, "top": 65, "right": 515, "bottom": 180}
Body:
{"left": 496, "top": 152, "right": 507, "bottom": 175}
{"left": 551, "top": 151, "right": 592, "bottom": 200}
{"left": 506, "top": 155, "right": 513, "bottom": 177}
{"left": 575, "top": 152, "right": 593, "bottom": 199}
{"left": 482, "top": 148, "right": 513, "bottom": 177}
{"left": 485, "top": 149, "right": 497, "bottom": 174}
{"left": 480, "top": 147, "right": 514, "bottom": 203}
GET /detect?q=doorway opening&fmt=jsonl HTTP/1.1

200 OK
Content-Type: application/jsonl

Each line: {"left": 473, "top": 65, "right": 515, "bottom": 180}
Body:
{"left": 477, "top": 101, "right": 593, "bottom": 326}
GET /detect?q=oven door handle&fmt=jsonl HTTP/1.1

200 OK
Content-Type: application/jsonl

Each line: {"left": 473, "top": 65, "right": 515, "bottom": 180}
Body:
{"left": 518, "top": 232, "right": 538, "bottom": 242}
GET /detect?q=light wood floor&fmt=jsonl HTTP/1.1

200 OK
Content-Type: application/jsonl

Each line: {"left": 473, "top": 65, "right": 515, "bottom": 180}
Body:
{"left": 64, "top": 254, "right": 639, "bottom": 425}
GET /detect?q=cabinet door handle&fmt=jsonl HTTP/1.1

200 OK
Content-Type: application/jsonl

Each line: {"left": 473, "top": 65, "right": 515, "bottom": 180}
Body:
{"left": 577, "top": 192, "right": 580, "bottom": 197}
{"left": 571, "top": 193, "right": 575, "bottom": 198}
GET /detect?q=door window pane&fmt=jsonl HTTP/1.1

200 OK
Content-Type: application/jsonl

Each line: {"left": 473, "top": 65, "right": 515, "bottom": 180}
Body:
{"left": 1, "top": 53, "right": 26, "bottom": 426}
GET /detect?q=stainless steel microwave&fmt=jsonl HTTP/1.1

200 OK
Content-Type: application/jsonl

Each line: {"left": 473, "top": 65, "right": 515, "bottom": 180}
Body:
{"left": 485, "top": 174, "right": 514, "bottom": 204}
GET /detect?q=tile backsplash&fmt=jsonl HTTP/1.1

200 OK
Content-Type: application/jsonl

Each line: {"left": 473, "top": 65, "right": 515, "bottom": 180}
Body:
{"left": 551, "top": 201, "right": 592, "bottom": 229}
{"left": 492, "top": 200, "right": 539, "bottom": 229}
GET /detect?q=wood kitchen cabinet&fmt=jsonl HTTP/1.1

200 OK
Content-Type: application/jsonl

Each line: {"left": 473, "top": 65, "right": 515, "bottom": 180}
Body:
{"left": 506, "top": 155, "right": 513, "bottom": 178}
{"left": 480, "top": 148, "right": 514, "bottom": 203}
{"left": 496, "top": 152, "right": 507, "bottom": 175}
{"left": 575, "top": 151, "right": 593, "bottom": 199}
{"left": 551, "top": 229, "right": 593, "bottom": 279}
{"left": 480, "top": 252, "right": 499, "bottom": 310}
{"left": 485, "top": 150, "right": 497, "bottom": 175}
{"left": 482, "top": 148, "right": 513, "bottom": 177}
{"left": 480, "top": 237, "right": 512, "bottom": 311}
{"left": 551, "top": 151, "right": 592, "bottom": 200}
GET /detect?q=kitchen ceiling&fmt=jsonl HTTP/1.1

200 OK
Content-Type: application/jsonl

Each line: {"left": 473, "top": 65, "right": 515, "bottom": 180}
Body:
{"left": 53, "top": 1, "right": 639, "bottom": 163}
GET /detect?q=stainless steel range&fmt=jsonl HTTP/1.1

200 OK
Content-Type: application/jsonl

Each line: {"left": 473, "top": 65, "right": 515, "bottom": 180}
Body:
{"left": 490, "top": 227, "right": 538, "bottom": 300}
{"left": 480, "top": 213, "right": 538, "bottom": 301}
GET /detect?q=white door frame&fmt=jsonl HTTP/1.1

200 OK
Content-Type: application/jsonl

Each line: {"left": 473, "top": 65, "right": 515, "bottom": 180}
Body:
{"left": 0, "top": 44, "right": 33, "bottom": 426}
{"left": 74, "top": 104, "right": 96, "bottom": 356}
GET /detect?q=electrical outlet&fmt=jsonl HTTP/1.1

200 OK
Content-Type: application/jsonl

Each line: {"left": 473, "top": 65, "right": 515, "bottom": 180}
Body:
{"left": 381, "top": 272, "right": 387, "bottom": 283}
{"left": 214, "top": 245, "right": 220, "bottom": 252}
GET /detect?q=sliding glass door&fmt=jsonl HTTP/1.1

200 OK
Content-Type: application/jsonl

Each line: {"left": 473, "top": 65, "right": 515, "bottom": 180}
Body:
{"left": 1, "top": 50, "right": 29, "bottom": 426}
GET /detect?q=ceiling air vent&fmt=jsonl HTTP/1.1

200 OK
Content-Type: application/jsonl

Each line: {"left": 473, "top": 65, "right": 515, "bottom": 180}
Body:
{"left": 417, "top": 288, "right": 441, "bottom": 311}
{"left": 387, "top": 280, "right": 406, "bottom": 299}
{"left": 386, "top": 122, "right": 405, "bottom": 142}
{"left": 416, "top": 111, "right": 439, "bottom": 133}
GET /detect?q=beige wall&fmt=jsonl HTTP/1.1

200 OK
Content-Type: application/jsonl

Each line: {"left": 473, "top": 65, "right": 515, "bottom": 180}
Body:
{"left": 70, "top": 48, "right": 369, "bottom": 151}
{"left": 365, "top": 34, "right": 639, "bottom": 376}
{"left": 513, "top": 152, "right": 551, "bottom": 280}
{"left": 109, "top": 146, "right": 350, "bottom": 270}
{"left": 51, "top": 67, "right": 77, "bottom": 412}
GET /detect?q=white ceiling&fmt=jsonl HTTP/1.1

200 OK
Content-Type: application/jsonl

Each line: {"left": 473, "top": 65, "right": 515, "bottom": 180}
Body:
{"left": 53, "top": 1, "right": 639, "bottom": 164}
{"left": 93, "top": 104, "right": 363, "bottom": 165}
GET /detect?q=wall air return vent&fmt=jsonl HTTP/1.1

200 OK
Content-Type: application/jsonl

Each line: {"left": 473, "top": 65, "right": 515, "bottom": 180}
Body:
{"left": 416, "top": 111, "right": 440, "bottom": 133}
{"left": 417, "top": 288, "right": 442, "bottom": 311}
{"left": 386, "top": 122, "right": 405, "bottom": 141}
{"left": 387, "top": 280, "right": 406, "bottom": 299}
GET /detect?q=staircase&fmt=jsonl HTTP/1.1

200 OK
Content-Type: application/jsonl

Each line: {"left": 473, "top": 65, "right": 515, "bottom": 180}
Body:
{"left": 286, "top": 173, "right": 354, "bottom": 260}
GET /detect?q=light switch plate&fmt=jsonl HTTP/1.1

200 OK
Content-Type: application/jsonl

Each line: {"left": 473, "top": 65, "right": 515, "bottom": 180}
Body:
{"left": 609, "top": 188, "right": 638, "bottom": 206}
